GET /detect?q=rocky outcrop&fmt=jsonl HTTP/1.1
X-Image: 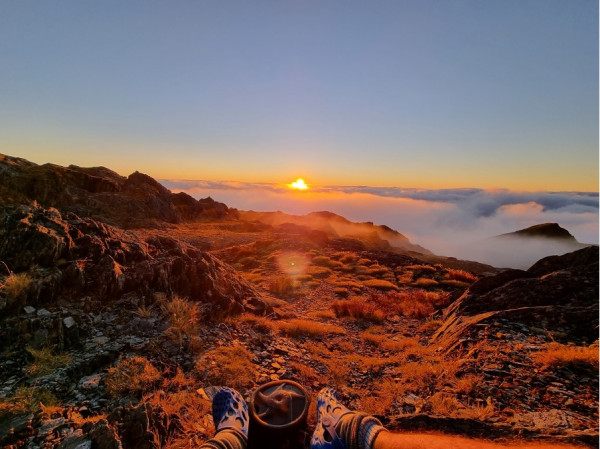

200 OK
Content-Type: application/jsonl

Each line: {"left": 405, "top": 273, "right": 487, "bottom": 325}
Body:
{"left": 241, "top": 210, "right": 432, "bottom": 255}
{"left": 497, "top": 222, "right": 579, "bottom": 241}
{"left": 0, "top": 203, "right": 271, "bottom": 323}
{"left": 432, "top": 246, "right": 599, "bottom": 348}
{"left": 0, "top": 154, "right": 234, "bottom": 227}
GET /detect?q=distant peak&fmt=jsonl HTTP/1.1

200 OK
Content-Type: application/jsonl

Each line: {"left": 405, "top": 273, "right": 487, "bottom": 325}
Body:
{"left": 498, "top": 223, "right": 577, "bottom": 241}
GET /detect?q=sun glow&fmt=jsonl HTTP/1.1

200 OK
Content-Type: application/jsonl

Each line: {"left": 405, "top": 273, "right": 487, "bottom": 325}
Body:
{"left": 289, "top": 178, "right": 309, "bottom": 190}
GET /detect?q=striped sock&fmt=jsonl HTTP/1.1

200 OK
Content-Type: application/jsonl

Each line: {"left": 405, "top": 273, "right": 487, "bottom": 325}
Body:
{"left": 335, "top": 413, "right": 386, "bottom": 449}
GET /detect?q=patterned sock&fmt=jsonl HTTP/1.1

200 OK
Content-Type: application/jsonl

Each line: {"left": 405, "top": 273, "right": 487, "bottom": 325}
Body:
{"left": 334, "top": 412, "right": 386, "bottom": 449}
{"left": 199, "top": 428, "right": 247, "bottom": 449}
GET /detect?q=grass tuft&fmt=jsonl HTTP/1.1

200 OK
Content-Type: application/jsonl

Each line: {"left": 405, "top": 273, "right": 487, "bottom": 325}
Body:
{"left": 533, "top": 342, "right": 599, "bottom": 370}
{"left": 26, "top": 347, "right": 72, "bottom": 377}
{"left": 105, "top": 356, "right": 161, "bottom": 397}
{"left": 196, "top": 344, "right": 256, "bottom": 389}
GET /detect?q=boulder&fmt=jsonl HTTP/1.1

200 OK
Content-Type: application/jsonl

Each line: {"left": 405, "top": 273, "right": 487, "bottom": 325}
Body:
{"left": 432, "top": 246, "right": 599, "bottom": 347}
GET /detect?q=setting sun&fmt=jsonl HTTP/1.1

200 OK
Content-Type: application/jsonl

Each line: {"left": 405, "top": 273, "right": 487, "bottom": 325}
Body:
{"left": 289, "top": 178, "right": 309, "bottom": 190}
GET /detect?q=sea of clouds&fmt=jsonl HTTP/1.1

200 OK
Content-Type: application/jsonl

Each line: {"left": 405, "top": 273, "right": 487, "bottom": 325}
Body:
{"left": 162, "top": 179, "right": 598, "bottom": 268}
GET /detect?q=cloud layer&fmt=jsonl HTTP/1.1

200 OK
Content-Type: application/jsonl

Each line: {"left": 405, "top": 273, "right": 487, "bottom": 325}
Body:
{"left": 162, "top": 179, "right": 598, "bottom": 268}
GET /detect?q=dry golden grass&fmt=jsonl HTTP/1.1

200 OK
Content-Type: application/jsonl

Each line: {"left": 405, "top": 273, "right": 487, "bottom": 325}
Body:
{"left": 412, "top": 277, "right": 439, "bottom": 288}
{"left": 445, "top": 268, "right": 478, "bottom": 283}
{"left": 1, "top": 272, "right": 32, "bottom": 304}
{"left": 418, "top": 319, "right": 443, "bottom": 334}
{"left": 452, "top": 373, "right": 483, "bottom": 395}
{"left": 26, "top": 347, "right": 72, "bottom": 377}
{"left": 368, "top": 290, "right": 451, "bottom": 319}
{"left": 405, "top": 264, "right": 437, "bottom": 273}
{"left": 307, "top": 310, "right": 336, "bottom": 320}
{"left": 308, "top": 266, "right": 332, "bottom": 279}
{"left": 533, "top": 342, "right": 599, "bottom": 370}
{"left": 0, "top": 387, "right": 58, "bottom": 418}
{"left": 367, "top": 265, "right": 391, "bottom": 276}
{"left": 440, "top": 279, "right": 470, "bottom": 289}
{"left": 362, "top": 279, "right": 398, "bottom": 291}
{"left": 196, "top": 344, "right": 256, "bottom": 390}
{"left": 143, "top": 389, "right": 212, "bottom": 449}
{"left": 241, "top": 271, "right": 264, "bottom": 284}
{"left": 105, "top": 356, "right": 161, "bottom": 397}
{"left": 311, "top": 255, "right": 331, "bottom": 266}
{"left": 360, "top": 379, "right": 404, "bottom": 415}
{"left": 268, "top": 274, "right": 295, "bottom": 294}
{"left": 334, "top": 287, "right": 349, "bottom": 297}
{"left": 289, "top": 361, "right": 318, "bottom": 384}
{"left": 339, "top": 254, "right": 359, "bottom": 264}
{"left": 278, "top": 319, "right": 346, "bottom": 338}
{"left": 361, "top": 332, "right": 387, "bottom": 346}
{"left": 394, "top": 359, "right": 460, "bottom": 395}
{"left": 161, "top": 297, "right": 200, "bottom": 345}
{"left": 332, "top": 298, "right": 384, "bottom": 323}
{"left": 396, "top": 272, "right": 414, "bottom": 284}
{"left": 237, "top": 313, "right": 276, "bottom": 334}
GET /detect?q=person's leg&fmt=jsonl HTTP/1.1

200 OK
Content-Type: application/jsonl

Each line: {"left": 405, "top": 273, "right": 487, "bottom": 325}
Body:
{"left": 200, "top": 387, "right": 249, "bottom": 449}
{"left": 311, "top": 389, "right": 583, "bottom": 449}
{"left": 373, "top": 431, "right": 585, "bottom": 449}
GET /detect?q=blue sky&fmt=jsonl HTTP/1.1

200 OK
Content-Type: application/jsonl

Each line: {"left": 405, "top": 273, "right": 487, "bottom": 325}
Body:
{"left": 0, "top": 0, "right": 597, "bottom": 190}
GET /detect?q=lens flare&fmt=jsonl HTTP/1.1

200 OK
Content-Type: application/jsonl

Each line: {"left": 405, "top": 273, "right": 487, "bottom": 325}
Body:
{"left": 276, "top": 251, "right": 310, "bottom": 278}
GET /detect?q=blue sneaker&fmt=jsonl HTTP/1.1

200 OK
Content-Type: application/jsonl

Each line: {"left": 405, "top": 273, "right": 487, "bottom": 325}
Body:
{"left": 212, "top": 387, "right": 249, "bottom": 438}
{"left": 311, "top": 388, "right": 352, "bottom": 449}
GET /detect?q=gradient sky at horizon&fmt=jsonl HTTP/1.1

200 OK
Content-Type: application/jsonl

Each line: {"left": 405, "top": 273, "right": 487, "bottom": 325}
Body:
{"left": 0, "top": 0, "right": 598, "bottom": 191}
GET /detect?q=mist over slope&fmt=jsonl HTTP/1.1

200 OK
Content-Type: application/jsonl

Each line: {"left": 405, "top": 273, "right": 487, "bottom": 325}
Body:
{"left": 163, "top": 179, "right": 599, "bottom": 269}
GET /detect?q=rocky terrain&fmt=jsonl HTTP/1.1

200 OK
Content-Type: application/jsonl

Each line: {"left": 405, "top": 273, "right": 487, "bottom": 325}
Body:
{"left": 0, "top": 154, "right": 597, "bottom": 448}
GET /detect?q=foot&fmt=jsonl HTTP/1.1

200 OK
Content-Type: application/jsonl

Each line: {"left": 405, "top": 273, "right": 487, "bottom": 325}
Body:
{"left": 311, "top": 388, "right": 353, "bottom": 449}
{"left": 212, "top": 387, "right": 249, "bottom": 438}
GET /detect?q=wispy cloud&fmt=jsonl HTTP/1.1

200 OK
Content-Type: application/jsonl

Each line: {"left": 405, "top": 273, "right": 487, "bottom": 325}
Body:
{"left": 161, "top": 179, "right": 598, "bottom": 267}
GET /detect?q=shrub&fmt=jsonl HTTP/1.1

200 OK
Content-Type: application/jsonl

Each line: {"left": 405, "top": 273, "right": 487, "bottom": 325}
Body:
{"left": 26, "top": 347, "right": 72, "bottom": 377}
{"left": 197, "top": 344, "right": 256, "bottom": 389}
{"left": 533, "top": 342, "right": 599, "bottom": 370}
{"left": 332, "top": 299, "right": 384, "bottom": 323}
{"left": 162, "top": 297, "right": 200, "bottom": 345}
{"left": 362, "top": 279, "right": 398, "bottom": 291}
{"left": 278, "top": 319, "right": 346, "bottom": 338}
{"left": 105, "top": 356, "right": 161, "bottom": 396}
{"left": 445, "top": 269, "right": 478, "bottom": 283}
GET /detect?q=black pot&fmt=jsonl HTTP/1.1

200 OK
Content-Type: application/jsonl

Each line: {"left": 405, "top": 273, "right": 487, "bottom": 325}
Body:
{"left": 248, "top": 380, "right": 310, "bottom": 449}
